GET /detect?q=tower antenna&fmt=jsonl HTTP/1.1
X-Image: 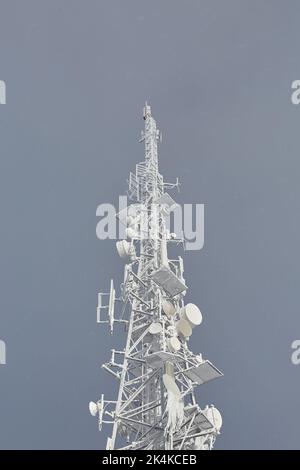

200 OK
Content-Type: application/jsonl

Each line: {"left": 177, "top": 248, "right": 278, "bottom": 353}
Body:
{"left": 90, "top": 104, "right": 223, "bottom": 450}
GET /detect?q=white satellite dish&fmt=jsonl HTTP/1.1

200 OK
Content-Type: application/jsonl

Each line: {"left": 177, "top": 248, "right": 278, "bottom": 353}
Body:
{"left": 176, "top": 318, "right": 192, "bottom": 338}
{"left": 149, "top": 322, "right": 162, "bottom": 335}
{"left": 180, "top": 303, "right": 202, "bottom": 328}
{"left": 88, "top": 401, "right": 98, "bottom": 417}
{"left": 167, "top": 336, "right": 181, "bottom": 353}
{"left": 162, "top": 300, "right": 176, "bottom": 317}
{"left": 205, "top": 406, "right": 222, "bottom": 431}
{"left": 145, "top": 322, "right": 162, "bottom": 345}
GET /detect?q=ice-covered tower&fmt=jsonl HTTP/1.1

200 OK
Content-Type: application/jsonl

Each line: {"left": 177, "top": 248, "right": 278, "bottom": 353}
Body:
{"left": 89, "top": 104, "right": 223, "bottom": 450}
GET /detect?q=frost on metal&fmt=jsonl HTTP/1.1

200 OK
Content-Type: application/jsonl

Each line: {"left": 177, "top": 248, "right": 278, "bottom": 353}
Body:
{"left": 89, "top": 104, "right": 223, "bottom": 450}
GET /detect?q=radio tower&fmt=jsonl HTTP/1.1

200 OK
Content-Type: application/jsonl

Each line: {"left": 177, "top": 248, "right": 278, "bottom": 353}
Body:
{"left": 89, "top": 104, "right": 223, "bottom": 450}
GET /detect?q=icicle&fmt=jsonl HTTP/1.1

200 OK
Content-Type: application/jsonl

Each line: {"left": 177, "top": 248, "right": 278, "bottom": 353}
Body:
{"left": 165, "top": 390, "right": 184, "bottom": 433}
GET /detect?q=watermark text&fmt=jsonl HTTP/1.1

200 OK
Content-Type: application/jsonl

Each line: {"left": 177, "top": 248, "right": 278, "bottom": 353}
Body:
{"left": 291, "top": 340, "right": 300, "bottom": 365}
{"left": 0, "top": 80, "right": 6, "bottom": 104}
{"left": 96, "top": 196, "right": 204, "bottom": 251}
{"left": 0, "top": 340, "right": 6, "bottom": 365}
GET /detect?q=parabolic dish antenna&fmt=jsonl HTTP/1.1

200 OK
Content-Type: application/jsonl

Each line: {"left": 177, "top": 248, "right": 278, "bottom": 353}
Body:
{"left": 181, "top": 303, "right": 202, "bottom": 327}
{"left": 162, "top": 300, "right": 176, "bottom": 317}
{"left": 168, "top": 336, "right": 181, "bottom": 353}
{"left": 149, "top": 322, "right": 162, "bottom": 335}
{"left": 176, "top": 318, "right": 192, "bottom": 338}
{"left": 205, "top": 406, "right": 222, "bottom": 431}
{"left": 88, "top": 401, "right": 98, "bottom": 417}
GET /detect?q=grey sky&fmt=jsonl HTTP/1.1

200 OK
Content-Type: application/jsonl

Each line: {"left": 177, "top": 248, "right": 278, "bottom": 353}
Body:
{"left": 0, "top": 0, "right": 300, "bottom": 449}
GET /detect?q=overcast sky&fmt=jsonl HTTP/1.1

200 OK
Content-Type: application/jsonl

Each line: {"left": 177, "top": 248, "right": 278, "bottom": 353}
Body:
{"left": 0, "top": 0, "right": 300, "bottom": 449}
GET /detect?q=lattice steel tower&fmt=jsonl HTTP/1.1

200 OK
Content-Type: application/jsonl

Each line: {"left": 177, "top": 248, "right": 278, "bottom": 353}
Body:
{"left": 89, "top": 104, "right": 223, "bottom": 450}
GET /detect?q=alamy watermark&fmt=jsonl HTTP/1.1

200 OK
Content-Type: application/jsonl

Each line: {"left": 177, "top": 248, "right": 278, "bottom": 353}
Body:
{"left": 0, "top": 79, "right": 6, "bottom": 104}
{"left": 96, "top": 196, "right": 204, "bottom": 251}
{"left": 291, "top": 340, "right": 300, "bottom": 365}
{"left": 291, "top": 80, "right": 300, "bottom": 105}
{"left": 288, "top": 84, "right": 300, "bottom": 365}
{"left": 0, "top": 339, "right": 6, "bottom": 365}
{"left": 0, "top": 80, "right": 7, "bottom": 364}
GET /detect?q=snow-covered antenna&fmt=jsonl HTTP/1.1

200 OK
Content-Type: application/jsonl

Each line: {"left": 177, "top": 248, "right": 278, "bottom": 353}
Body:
{"left": 89, "top": 104, "right": 223, "bottom": 450}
